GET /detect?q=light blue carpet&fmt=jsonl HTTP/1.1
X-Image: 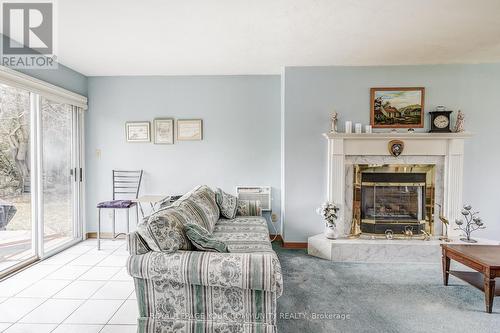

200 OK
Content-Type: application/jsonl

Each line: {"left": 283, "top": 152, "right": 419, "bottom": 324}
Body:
{"left": 274, "top": 244, "right": 500, "bottom": 333}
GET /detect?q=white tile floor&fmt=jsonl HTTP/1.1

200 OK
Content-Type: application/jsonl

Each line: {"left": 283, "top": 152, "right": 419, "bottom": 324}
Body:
{"left": 0, "top": 239, "right": 138, "bottom": 332}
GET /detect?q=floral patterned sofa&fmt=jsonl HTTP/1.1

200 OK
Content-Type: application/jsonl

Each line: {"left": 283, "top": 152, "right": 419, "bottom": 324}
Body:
{"left": 127, "top": 185, "right": 283, "bottom": 333}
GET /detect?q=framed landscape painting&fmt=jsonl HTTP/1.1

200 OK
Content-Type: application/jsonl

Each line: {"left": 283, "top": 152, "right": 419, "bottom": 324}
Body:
{"left": 370, "top": 87, "right": 425, "bottom": 128}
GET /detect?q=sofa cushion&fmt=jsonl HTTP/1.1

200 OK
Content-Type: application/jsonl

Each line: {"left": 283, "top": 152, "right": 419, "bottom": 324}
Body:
{"left": 137, "top": 210, "right": 192, "bottom": 252}
{"left": 212, "top": 217, "right": 273, "bottom": 253}
{"left": 173, "top": 200, "right": 210, "bottom": 231}
{"left": 170, "top": 185, "right": 219, "bottom": 233}
{"left": 188, "top": 185, "right": 219, "bottom": 232}
{"left": 236, "top": 200, "right": 262, "bottom": 216}
{"left": 185, "top": 223, "right": 228, "bottom": 252}
{"left": 215, "top": 188, "right": 238, "bottom": 219}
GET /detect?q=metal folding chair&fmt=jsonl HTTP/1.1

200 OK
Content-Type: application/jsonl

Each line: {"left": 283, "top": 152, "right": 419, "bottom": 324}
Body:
{"left": 96, "top": 170, "right": 143, "bottom": 250}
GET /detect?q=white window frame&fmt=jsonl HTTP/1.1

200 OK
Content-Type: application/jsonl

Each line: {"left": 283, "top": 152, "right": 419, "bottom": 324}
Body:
{"left": 0, "top": 66, "right": 87, "bottom": 109}
{"left": 0, "top": 65, "right": 87, "bottom": 277}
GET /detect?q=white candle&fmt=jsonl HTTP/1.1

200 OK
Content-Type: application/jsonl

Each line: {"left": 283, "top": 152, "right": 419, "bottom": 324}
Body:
{"left": 365, "top": 125, "right": 372, "bottom": 133}
{"left": 345, "top": 121, "right": 352, "bottom": 133}
{"left": 355, "top": 123, "right": 362, "bottom": 133}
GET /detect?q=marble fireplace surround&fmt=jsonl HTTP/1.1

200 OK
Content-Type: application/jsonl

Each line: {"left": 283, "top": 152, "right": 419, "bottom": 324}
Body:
{"left": 324, "top": 132, "right": 473, "bottom": 239}
{"left": 343, "top": 155, "right": 444, "bottom": 237}
{"left": 307, "top": 132, "right": 474, "bottom": 263}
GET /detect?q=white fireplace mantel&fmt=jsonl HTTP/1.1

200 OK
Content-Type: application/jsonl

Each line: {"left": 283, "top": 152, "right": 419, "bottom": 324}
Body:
{"left": 324, "top": 131, "right": 472, "bottom": 238}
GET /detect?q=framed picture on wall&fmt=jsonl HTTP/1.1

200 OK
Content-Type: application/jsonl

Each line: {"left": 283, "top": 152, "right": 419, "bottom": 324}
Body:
{"left": 177, "top": 119, "right": 203, "bottom": 141}
{"left": 370, "top": 87, "right": 425, "bottom": 128}
{"left": 154, "top": 118, "right": 174, "bottom": 144}
{"left": 125, "top": 121, "right": 151, "bottom": 142}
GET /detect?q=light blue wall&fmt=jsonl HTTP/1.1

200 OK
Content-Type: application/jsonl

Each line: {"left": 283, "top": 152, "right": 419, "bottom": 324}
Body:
{"left": 283, "top": 64, "right": 500, "bottom": 242}
{"left": 86, "top": 76, "right": 281, "bottom": 233}
{"left": 5, "top": 29, "right": 499, "bottom": 243}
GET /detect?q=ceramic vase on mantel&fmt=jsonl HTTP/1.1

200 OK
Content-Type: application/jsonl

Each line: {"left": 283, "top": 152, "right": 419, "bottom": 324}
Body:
{"left": 324, "top": 223, "right": 340, "bottom": 239}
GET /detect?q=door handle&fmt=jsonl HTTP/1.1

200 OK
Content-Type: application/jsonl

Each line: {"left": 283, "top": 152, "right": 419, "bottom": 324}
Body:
{"left": 79, "top": 168, "right": 83, "bottom": 182}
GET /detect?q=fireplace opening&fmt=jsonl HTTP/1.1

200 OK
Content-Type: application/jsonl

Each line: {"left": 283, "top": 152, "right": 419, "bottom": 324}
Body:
{"left": 351, "top": 164, "right": 435, "bottom": 238}
{"left": 360, "top": 173, "right": 426, "bottom": 234}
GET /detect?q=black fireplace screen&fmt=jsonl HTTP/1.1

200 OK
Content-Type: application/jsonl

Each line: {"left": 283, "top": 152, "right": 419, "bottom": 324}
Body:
{"left": 360, "top": 172, "right": 426, "bottom": 234}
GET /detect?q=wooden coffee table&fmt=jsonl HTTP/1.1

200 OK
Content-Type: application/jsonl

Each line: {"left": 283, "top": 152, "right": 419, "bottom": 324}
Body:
{"left": 442, "top": 244, "right": 500, "bottom": 313}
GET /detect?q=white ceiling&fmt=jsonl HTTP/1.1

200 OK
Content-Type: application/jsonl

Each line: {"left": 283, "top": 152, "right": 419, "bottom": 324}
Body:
{"left": 54, "top": 0, "right": 500, "bottom": 76}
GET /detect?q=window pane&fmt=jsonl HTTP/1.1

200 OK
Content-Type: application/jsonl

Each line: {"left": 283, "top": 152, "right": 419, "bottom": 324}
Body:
{"left": 0, "top": 83, "right": 33, "bottom": 272}
{"left": 41, "top": 98, "right": 74, "bottom": 252}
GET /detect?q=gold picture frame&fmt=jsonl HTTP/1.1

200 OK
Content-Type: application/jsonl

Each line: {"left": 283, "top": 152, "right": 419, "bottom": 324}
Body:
{"left": 370, "top": 87, "right": 425, "bottom": 128}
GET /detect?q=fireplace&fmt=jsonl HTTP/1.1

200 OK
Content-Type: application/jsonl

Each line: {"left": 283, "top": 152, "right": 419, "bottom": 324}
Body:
{"left": 351, "top": 164, "right": 435, "bottom": 238}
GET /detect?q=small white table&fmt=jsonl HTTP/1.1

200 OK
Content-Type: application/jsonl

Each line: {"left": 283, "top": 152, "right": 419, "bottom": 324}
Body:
{"left": 132, "top": 195, "right": 170, "bottom": 217}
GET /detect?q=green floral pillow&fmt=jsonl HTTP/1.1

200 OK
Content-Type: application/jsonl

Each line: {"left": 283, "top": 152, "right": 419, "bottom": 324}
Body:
{"left": 137, "top": 209, "right": 192, "bottom": 252}
{"left": 185, "top": 223, "right": 228, "bottom": 252}
{"left": 215, "top": 188, "right": 238, "bottom": 219}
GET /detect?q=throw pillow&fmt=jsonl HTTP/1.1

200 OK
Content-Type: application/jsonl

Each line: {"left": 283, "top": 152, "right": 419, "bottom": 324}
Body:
{"left": 170, "top": 185, "right": 219, "bottom": 233}
{"left": 185, "top": 223, "right": 229, "bottom": 252}
{"left": 236, "top": 200, "right": 262, "bottom": 216}
{"left": 215, "top": 188, "right": 238, "bottom": 219}
{"left": 137, "top": 209, "right": 192, "bottom": 252}
{"left": 189, "top": 185, "right": 220, "bottom": 232}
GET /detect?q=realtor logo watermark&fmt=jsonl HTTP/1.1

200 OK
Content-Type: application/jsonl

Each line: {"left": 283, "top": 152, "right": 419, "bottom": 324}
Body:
{"left": 1, "top": 1, "right": 57, "bottom": 69}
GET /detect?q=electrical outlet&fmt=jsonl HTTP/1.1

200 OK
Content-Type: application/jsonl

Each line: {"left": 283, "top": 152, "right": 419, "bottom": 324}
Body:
{"left": 271, "top": 213, "right": 278, "bottom": 223}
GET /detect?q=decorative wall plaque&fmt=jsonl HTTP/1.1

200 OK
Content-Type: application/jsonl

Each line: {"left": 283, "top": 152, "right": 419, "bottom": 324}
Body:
{"left": 388, "top": 140, "right": 404, "bottom": 157}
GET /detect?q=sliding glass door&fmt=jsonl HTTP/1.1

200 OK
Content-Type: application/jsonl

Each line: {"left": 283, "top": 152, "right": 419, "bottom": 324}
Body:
{"left": 41, "top": 98, "right": 79, "bottom": 253}
{"left": 0, "top": 84, "right": 84, "bottom": 277}
{"left": 0, "top": 83, "right": 35, "bottom": 272}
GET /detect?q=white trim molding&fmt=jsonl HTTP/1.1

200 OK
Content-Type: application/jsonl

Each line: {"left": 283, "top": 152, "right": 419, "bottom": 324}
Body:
{"left": 0, "top": 65, "right": 87, "bottom": 109}
{"left": 279, "top": 67, "right": 286, "bottom": 238}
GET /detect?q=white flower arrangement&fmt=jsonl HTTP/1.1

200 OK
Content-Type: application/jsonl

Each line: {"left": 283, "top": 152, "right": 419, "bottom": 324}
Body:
{"left": 316, "top": 202, "right": 340, "bottom": 227}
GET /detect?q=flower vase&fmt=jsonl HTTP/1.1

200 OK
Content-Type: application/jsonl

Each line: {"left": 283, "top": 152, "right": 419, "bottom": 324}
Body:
{"left": 324, "top": 223, "right": 339, "bottom": 239}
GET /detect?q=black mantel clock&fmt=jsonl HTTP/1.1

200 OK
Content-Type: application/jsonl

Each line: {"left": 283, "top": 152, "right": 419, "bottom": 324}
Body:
{"left": 429, "top": 110, "right": 453, "bottom": 133}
